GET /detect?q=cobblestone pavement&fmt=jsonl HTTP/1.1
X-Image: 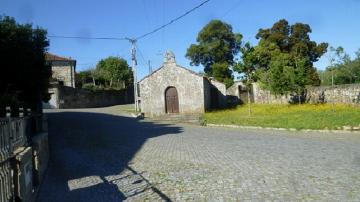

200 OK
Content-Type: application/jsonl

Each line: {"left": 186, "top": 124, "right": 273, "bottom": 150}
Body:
{"left": 38, "top": 107, "right": 360, "bottom": 201}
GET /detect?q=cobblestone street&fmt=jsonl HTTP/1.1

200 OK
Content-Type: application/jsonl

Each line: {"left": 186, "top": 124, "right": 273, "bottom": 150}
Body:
{"left": 38, "top": 107, "right": 360, "bottom": 201}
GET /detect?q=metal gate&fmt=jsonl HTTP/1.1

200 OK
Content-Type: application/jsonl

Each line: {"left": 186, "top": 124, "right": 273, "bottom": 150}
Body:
{"left": 0, "top": 119, "right": 13, "bottom": 202}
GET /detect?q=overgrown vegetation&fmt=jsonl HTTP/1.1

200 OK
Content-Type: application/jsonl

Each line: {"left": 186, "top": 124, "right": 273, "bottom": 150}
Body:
{"left": 0, "top": 16, "right": 51, "bottom": 112}
{"left": 203, "top": 104, "right": 360, "bottom": 130}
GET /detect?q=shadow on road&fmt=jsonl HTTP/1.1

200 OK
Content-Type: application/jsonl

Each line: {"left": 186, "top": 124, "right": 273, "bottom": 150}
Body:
{"left": 37, "top": 111, "right": 182, "bottom": 201}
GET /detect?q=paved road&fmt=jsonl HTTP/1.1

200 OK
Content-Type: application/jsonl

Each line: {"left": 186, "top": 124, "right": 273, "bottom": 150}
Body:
{"left": 38, "top": 107, "right": 360, "bottom": 201}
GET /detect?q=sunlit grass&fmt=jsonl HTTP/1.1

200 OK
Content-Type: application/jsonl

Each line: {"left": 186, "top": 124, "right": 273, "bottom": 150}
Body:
{"left": 203, "top": 104, "right": 360, "bottom": 130}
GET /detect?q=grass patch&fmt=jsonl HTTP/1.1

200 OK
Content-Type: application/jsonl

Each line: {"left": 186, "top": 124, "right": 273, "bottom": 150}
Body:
{"left": 203, "top": 104, "right": 360, "bottom": 130}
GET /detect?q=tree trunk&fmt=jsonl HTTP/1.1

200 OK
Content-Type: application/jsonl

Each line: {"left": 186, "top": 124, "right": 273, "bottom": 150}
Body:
{"left": 92, "top": 76, "right": 96, "bottom": 86}
{"left": 247, "top": 89, "right": 251, "bottom": 116}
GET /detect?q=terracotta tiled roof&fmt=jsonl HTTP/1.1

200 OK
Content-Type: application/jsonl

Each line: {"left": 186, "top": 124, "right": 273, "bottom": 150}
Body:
{"left": 45, "top": 53, "right": 74, "bottom": 61}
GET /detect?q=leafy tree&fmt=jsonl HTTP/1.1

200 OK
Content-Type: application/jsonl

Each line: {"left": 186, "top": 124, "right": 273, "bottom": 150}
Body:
{"left": 267, "top": 53, "right": 296, "bottom": 95}
{"left": 320, "top": 47, "right": 360, "bottom": 85}
{"left": 95, "top": 56, "right": 133, "bottom": 89}
{"left": 249, "top": 19, "right": 327, "bottom": 96}
{"left": 0, "top": 16, "right": 51, "bottom": 112}
{"left": 75, "top": 69, "right": 93, "bottom": 88}
{"left": 186, "top": 20, "right": 242, "bottom": 87}
{"left": 233, "top": 42, "right": 256, "bottom": 114}
{"left": 75, "top": 67, "right": 100, "bottom": 88}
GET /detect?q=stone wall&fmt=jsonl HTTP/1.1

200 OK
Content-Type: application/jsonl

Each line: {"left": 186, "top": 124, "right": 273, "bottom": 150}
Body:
{"left": 307, "top": 84, "right": 360, "bottom": 104}
{"left": 208, "top": 78, "right": 227, "bottom": 108}
{"left": 251, "top": 83, "right": 360, "bottom": 104}
{"left": 203, "top": 78, "right": 211, "bottom": 110}
{"left": 226, "top": 81, "right": 254, "bottom": 104}
{"left": 139, "top": 62, "right": 205, "bottom": 117}
{"left": 252, "top": 83, "right": 290, "bottom": 104}
{"left": 44, "top": 85, "right": 133, "bottom": 109}
{"left": 226, "top": 81, "right": 244, "bottom": 98}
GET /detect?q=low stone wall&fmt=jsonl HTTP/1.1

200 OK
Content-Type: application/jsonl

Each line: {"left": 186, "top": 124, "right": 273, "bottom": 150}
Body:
{"left": 57, "top": 86, "right": 134, "bottom": 109}
{"left": 251, "top": 83, "right": 360, "bottom": 105}
{"left": 252, "top": 83, "right": 290, "bottom": 104}
{"left": 44, "top": 85, "right": 134, "bottom": 109}
{"left": 307, "top": 84, "right": 360, "bottom": 104}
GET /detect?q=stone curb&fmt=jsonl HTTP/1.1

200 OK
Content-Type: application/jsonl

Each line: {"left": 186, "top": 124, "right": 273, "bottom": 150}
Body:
{"left": 131, "top": 113, "right": 144, "bottom": 119}
{"left": 206, "top": 123, "right": 360, "bottom": 134}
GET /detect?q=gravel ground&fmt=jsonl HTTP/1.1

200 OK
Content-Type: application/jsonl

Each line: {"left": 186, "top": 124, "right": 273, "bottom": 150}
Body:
{"left": 38, "top": 107, "right": 360, "bottom": 201}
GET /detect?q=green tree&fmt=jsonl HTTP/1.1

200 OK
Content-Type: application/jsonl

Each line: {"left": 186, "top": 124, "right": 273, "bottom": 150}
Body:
{"left": 0, "top": 16, "right": 51, "bottom": 113}
{"left": 267, "top": 53, "right": 296, "bottom": 95}
{"left": 95, "top": 56, "right": 133, "bottom": 89}
{"left": 233, "top": 42, "right": 257, "bottom": 114}
{"left": 75, "top": 69, "right": 94, "bottom": 88}
{"left": 186, "top": 20, "right": 242, "bottom": 87}
{"left": 251, "top": 19, "right": 327, "bottom": 95}
{"left": 320, "top": 47, "right": 360, "bottom": 85}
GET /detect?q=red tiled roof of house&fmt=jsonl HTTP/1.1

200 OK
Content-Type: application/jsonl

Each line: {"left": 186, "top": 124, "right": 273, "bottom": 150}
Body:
{"left": 45, "top": 53, "right": 74, "bottom": 61}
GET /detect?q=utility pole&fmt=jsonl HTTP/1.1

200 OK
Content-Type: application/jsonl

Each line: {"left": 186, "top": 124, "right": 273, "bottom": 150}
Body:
{"left": 332, "top": 69, "right": 335, "bottom": 111}
{"left": 127, "top": 38, "right": 138, "bottom": 112}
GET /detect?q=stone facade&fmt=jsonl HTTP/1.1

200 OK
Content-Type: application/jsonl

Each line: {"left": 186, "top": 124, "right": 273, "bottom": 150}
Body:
{"left": 45, "top": 53, "right": 76, "bottom": 88}
{"left": 138, "top": 51, "right": 226, "bottom": 117}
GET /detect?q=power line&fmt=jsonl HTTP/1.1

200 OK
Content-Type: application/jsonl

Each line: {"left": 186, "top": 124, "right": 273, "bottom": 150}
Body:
{"left": 48, "top": 0, "right": 210, "bottom": 42}
{"left": 135, "top": 44, "right": 147, "bottom": 65}
{"left": 136, "top": 0, "right": 210, "bottom": 40}
{"left": 48, "top": 35, "right": 127, "bottom": 40}
{"left": 220, "top": 0, "right": 242, "bottom": 19}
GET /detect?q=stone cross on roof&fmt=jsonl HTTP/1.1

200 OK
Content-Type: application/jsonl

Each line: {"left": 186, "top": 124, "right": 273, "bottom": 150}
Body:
{"left": 164, "top": 50, "right": 176, "bottom": 64}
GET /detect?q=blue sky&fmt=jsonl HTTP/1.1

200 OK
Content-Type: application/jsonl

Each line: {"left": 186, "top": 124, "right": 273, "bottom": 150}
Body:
{"left": 1, "top": 0, "right": 360, "bottom": 80}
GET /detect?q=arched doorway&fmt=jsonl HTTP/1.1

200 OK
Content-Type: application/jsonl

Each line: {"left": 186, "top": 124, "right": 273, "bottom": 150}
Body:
{"left": 165, "top": 87, "right": 179, "bottom": 113}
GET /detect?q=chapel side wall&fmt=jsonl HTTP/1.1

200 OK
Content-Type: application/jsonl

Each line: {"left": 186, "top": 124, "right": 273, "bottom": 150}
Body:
{"left": 139, "top": 63, "right": 205, "bottom": 117}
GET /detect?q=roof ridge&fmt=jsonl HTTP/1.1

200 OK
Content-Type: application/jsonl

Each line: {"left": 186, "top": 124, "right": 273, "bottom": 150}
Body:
{"left": 45, "top": 52, "right": 74, "bottom": 61}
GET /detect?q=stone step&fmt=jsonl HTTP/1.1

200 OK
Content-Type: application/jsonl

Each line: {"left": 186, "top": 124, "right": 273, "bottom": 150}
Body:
{"left": 150, "top": 114, "right": 202, "bottom": 124}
